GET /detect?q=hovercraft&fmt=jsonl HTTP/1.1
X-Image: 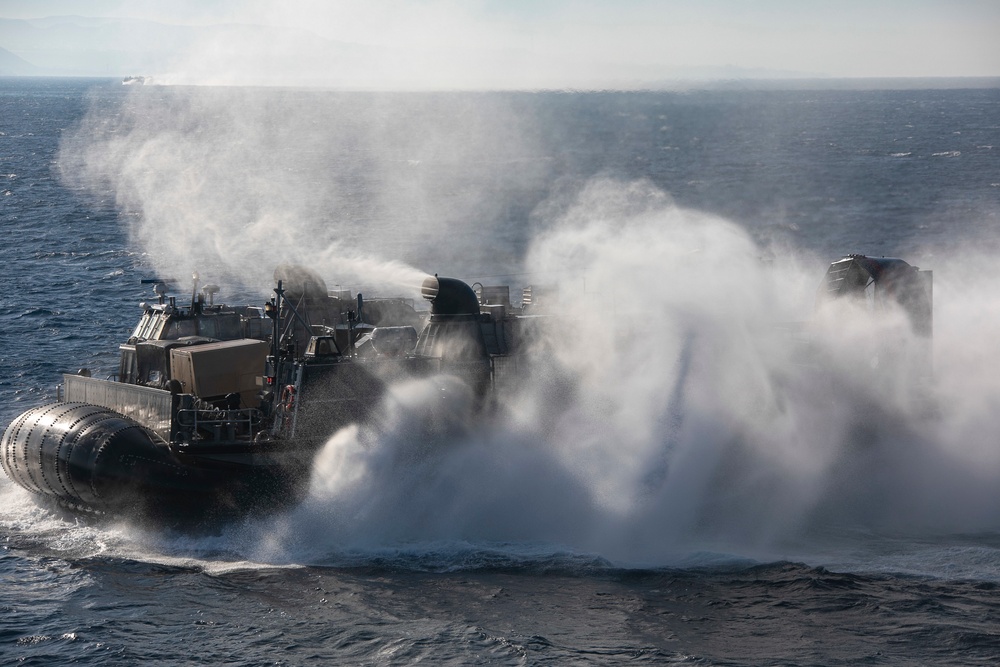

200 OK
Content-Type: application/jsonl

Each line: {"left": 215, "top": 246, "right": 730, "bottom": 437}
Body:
{"left": 2, "top": 255, "right": 931, "bottom": 521}
{"left": 1, "top": 267, "right": 543, "bottom": 521}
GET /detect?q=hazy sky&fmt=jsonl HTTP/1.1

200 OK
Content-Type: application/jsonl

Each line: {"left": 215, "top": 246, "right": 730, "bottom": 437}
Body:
{"left": 2, "top": 0, "right": 998, "bottom": 84}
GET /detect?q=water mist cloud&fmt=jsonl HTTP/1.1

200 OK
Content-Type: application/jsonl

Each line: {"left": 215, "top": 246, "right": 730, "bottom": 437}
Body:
{"left": 268, "top": 177, "right": 1000, "bottom": 565}
{"left": 58, "top": 87, "right": 546, "bottom": 294}
{"left": 59, "top": 87, "right": 424, "bottom": 293}
{"left": 519, "top": 185, "right": 1000, "bottom": 550}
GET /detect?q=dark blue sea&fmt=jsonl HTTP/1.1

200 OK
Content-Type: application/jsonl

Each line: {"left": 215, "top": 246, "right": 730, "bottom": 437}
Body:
{"left": 2, "top": 77, "right": 1000, "bottom": 665}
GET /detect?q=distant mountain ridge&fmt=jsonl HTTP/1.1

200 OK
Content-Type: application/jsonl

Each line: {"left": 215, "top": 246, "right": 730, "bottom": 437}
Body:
{"left": 1, "top": 15, "right": 994, "bottom": 89}
{"left": 0, "top": 14, "right": 840, "bottom": 88}
{"left": 0, "top": 15, "right": 396, "bottom": 83}
{"left": 0, "top": 44, "right": 38, "bottom": 75}
{"left": 0, "top": 16, "right": 197, "bottom": 77}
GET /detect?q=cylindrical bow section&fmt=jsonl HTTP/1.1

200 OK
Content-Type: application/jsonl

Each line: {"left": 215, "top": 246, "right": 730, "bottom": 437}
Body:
{"left": 1, "top": 402, "right": 169, "bottom": 511}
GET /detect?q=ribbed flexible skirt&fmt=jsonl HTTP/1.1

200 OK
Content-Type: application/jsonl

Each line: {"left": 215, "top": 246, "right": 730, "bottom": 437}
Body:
{"left": 1, "top": 402, "right": 174, "bottom": 511}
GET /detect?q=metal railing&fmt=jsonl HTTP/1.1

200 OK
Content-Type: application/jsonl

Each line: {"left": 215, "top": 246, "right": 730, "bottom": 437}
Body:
{"left": 62, "top": 374, "right": 173, "bottom": 441}
{"left": 175, "top": 407, "right": 263, "bottom": 443}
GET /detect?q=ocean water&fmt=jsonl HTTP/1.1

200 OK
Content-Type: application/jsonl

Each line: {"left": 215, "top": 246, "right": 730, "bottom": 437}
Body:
{"left": 2, "top": 77, "right": 1000, "bottom": 664}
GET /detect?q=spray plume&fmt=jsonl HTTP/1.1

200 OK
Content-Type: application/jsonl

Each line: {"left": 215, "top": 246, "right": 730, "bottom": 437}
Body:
{"left": 204, "top": 176, "right": 993, "bottom": 565}
{"left": 58, "top": 86, "right": 544, "bottom": 295}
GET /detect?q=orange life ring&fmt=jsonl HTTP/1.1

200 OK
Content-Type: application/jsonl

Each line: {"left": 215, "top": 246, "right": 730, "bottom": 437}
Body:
{"left": 281, "top": 385, "right": 296, "bottom": 412}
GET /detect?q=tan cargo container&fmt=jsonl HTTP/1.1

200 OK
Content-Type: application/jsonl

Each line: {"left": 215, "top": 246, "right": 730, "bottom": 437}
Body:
{"left": 170, "top": 339, "right": 269, "bottom": 407}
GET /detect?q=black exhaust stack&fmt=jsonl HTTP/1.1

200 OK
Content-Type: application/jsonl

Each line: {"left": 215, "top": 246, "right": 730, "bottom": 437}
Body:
{"left": 421, "top": 275, "right": 481, "bottom": 319}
